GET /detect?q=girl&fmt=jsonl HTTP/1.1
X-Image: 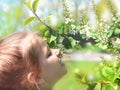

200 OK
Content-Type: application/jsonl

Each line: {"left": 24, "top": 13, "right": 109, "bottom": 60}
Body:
{"left": 0, "top": 32, "right": 67, "bottom": 90}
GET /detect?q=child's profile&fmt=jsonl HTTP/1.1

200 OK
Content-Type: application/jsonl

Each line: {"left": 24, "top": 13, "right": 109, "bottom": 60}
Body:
{"left": 0, "top": 32, "right": 67, "bottom": 90}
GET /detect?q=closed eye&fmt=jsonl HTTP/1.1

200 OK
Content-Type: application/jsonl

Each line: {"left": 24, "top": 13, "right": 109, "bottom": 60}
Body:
{"left": 47, "top": 51, "right": 52, "bottom": 58}
{"left": 46, "top": 47, "right": 52, "bottom": 58}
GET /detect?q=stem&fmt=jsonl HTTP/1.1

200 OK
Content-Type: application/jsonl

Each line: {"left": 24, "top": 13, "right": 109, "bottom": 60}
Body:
{"left": 29, "top": 8, "right": 96, "bottom": 45}
{"left": 100, "top": 83, "right": 102, "bottom": 90}
{"left": 31, "top": 9, "right": 53, "bottom": 31}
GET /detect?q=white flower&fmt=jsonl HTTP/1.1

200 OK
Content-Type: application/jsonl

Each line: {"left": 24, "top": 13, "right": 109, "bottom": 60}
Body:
{"left": 76, "top": 26, "right": 81, "bottom": 30}
{"left": 107, "top": 26, "right": 110, "bottom": 29}
{"left": 115, "top": 38, "right": 120, "bottom": 44}
{"left": 71, "top": 24, "right": 76, "bottom": 30}
{"left": 85, "top": 28, "right": 90, "bottom": 36}
{"left": 65, "top": 18, "right": 70, "bottom": 24}
{"left": 99, "top": 23, "right": 103, "bottom": 26}
{"left": 112, "top": 17, "right": 116, "bottom": 21}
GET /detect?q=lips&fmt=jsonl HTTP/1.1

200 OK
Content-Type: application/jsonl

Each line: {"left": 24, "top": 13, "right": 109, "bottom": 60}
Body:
{"left": 58, "top": 58, "right": 65, "bottom": 66}
{"left": 61, "top": 62, "right": 67, "bottom": 74}
{"left": 59, "top": 58, "right": 67, "bottom": 74}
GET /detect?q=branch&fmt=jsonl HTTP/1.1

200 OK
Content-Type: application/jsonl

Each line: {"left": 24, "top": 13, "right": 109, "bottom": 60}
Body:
{"left": 29, "top": 8, "right": 54, "bottom": 33}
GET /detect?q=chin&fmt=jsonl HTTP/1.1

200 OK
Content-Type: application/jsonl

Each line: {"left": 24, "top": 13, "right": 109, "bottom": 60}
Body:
{"left": 61, "top": 66, "right": 67, "bottom": 77}
{"left": 62, "top": 63, "right": 67, "bottom": 74}
{"left": 55, "top": 68, "right": 67, "bottom": 82}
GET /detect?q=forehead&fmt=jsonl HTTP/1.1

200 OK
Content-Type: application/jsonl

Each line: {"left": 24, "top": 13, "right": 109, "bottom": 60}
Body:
{"left": 34, "top": 34, "right": 48, "bottom": 50}
{"left": 21, "top": 33, "right": 48, "bottom": 50}
{"left": 27, "top": 33, "right": 44, "bottom": 44}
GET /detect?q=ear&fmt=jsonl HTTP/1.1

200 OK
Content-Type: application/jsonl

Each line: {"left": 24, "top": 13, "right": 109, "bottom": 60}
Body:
{"left": 27, "top": 72, "right": 44, "bottom": 85}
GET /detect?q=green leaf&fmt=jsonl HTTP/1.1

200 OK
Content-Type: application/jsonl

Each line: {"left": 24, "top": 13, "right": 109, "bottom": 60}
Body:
{"left": 59, "top": 27, "right": 64, "bottom": 34}
{"left": 44, "top": 30, "right": 50, "bottom": 37}
{"left": 24, "top": 17, "right": 36, "bottom": 26}
{"left": 62, "top": 37, "right": 72, "bottom": 49}
{"left": 87, "top": 83, "right": 97, "bottom": 90}
{"left": 42, "top": 15, "right": 52, "bottom": 21}
{"left": 49, "top": 35, "right": 57, "bottom": 43}
{"left": 32, "top": 0, "right": 39, "bottom": 12}
{"left": 107, "top": 30, "right": 113, "bottom": 37}
{"left": 101, "top": 66, "right": 115, "bottom": 81}
{"left": 49, "top": 41, "right": 56, "bottom": 48}
{"left": 114, "top": 28, "right": 120, "bottom": 35}
{"left": 24, "top": 1, "right": 32, "bottom": 9}
{"left": 69, "top": 37, "right": 76, "bottom": 48}
{"left": 104, "top": 84, "right": 114, "bottom": 90}
{"left": 51, "top": 30, "right": 57, "bottom": 36}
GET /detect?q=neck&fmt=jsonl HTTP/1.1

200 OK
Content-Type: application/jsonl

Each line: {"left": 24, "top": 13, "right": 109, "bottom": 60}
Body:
{"left": 40, "top": 82, "right": 53, "bottom": 90}
{"left": 41, "top": 87, "right": 52, "bottom": 90}
{"left": 37, "top": 78, "right": 57, "bottom": 90}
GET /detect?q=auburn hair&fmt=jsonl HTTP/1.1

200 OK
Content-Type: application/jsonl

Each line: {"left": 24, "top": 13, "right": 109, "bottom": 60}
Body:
{"left": 0, "top": 32, "right": 42, "bottom": 90}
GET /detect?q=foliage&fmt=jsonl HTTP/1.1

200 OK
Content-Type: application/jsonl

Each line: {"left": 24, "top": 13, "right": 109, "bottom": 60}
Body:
{"left": 24, "top": 0, "right": 83, "bottom": 49}
{"left": 0, "top": 0, "right": 24, "bottom": 38}
{"left": 74, "top": 0, "right": 120, "bottom": 90}
{"left": 24, "top": 0, "right": 120, "bottom": 89}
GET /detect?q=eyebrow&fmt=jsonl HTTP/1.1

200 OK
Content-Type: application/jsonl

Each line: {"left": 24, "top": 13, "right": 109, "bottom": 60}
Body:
{"left": 47, "top": 46, "right": 51, "bottom": 52}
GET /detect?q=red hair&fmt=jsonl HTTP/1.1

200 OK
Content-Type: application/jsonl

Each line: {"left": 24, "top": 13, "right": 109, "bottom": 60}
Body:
{"left": 0, "top": 32, "right": 42, "bottom": 90}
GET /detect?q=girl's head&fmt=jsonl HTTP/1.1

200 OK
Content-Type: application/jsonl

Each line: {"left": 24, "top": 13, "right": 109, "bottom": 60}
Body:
{"left": 0, "top": 32, "right": 67, "bottom": 90}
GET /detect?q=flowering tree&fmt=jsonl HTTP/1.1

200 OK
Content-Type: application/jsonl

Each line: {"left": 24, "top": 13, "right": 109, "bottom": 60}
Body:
{"left": 24, "top": 0, "right": 120, "bottom": 89}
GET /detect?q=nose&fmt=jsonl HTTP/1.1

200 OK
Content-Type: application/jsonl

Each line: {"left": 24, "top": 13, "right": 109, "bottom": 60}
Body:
{"left": 55, "top": 49, "right": 61, "bottom": 57}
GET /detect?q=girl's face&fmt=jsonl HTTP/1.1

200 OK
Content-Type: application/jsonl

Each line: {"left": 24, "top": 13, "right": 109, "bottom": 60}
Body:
{"left": 38, "top": 37, "right": 67, "bottom": 85}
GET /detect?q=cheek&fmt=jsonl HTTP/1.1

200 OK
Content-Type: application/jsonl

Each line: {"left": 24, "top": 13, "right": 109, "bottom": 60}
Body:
{"left": 47, "top": 54, "right": 59, "bottom": 63}
{"left": 46, "top": 58, "right": 59, "bottom": 70}
{"left": 42, "top": 63, "right": 63, "bottom": 82}
{"left": 41, "top": 58, "right": 60, "bottom": 76}
{"left": 46, "top": 57, "right": 66, "bottom": 76}
{"left": 40, "top": 55, "right": 67, "bottom": 81}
